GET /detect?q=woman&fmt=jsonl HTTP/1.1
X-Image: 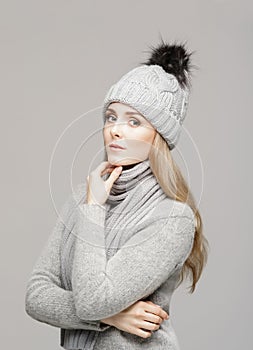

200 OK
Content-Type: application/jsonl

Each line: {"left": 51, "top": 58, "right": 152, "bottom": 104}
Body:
{"left": 25, "top": 41, "right": 209, "bottom": 349}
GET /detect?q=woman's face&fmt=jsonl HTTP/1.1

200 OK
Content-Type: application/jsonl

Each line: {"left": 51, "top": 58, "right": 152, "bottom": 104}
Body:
{"left": 103, "top": 102, "right": 156, "bottom": 166}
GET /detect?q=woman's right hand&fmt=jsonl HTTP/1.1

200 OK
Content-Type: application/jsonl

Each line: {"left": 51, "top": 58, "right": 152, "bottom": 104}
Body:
{"left": 101, "top": 300, "right": 169, "bottom": 339}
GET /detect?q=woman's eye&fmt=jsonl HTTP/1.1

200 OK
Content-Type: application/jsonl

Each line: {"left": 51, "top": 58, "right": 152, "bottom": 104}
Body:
{"left": 129, "top": 119, "right": 140, "bottom": 126}
{"left": 105, "top": 115, "right": 116, "bottom": 122}
{"left": 105, "top": 115, "right": 140, "bottom": 126}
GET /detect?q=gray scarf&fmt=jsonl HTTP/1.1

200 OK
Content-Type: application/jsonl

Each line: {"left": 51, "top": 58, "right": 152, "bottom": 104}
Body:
{"left": 60, "top": 158, "right": 167, "bottom": 349}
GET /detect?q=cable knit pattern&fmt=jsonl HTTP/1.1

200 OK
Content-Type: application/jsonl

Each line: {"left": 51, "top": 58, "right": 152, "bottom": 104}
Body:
{"left": 102, "top": 64, "right": 190, "bottom": 150}
{"left": 25, "top": 160, "right": 195, "bottom": 350}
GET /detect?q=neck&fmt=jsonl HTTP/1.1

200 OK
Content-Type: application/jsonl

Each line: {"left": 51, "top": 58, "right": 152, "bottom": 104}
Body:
{"left": 106, "top": 159, "right": 152, "bottom": 203}
{"left": 121, "top": 161, "right": 142, "bottom": 170}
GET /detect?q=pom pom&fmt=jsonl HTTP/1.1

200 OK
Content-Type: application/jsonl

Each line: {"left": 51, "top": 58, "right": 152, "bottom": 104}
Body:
{"left": 140, "top": 38, "right": 196, "bottom": 89}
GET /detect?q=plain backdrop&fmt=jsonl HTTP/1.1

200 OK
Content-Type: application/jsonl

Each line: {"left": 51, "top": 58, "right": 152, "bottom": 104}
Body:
{"left": 1, "top": 0, "right": 252, "bottom": 349}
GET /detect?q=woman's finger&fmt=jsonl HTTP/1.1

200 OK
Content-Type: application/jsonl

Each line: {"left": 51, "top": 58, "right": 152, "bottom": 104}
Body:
{"left": 143, "top": 302, "right": 169, "bottom": 320}
{"left": 101, "top": 167, "right": 115, "bottom": 176}
{"left": 86, "top": 161, "right": 122, "bottom": 205}
{"left": 105, "top": 166, "right": 122, "bottom": 190}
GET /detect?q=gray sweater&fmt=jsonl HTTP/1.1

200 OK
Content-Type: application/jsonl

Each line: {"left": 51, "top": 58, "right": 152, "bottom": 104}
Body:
{"left": 25, "top": 179, "right": 195, "bottom": 349}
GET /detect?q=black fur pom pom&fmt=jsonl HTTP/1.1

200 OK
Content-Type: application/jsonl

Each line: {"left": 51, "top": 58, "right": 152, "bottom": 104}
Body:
{"left": 140, "top": 39, "right": 195, "bottom": 89}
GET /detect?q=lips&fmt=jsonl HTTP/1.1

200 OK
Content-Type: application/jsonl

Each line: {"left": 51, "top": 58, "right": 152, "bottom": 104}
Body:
{"left": 109, "top": 143, "right": 126, "bottom": 150}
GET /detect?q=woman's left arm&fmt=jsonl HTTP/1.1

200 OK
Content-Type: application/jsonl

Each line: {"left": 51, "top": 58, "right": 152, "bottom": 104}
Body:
{"left": 71, "top": 202, "right": 195, "bottom": 321}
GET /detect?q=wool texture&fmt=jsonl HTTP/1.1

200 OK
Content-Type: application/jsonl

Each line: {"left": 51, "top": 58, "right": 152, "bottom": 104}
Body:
{"left": 102, "top": 64, "right": 190, "bottom": 150}
{"left": 25, "top": 159, "right": 195, "bottom": 349}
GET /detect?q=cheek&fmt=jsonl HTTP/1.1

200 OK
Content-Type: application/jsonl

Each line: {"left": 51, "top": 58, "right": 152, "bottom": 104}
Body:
{"left": 135, "top": 128, "right": 155, "bottom": 144}
{"left": 125, "top": 129, "right": 155, "bottom": 154}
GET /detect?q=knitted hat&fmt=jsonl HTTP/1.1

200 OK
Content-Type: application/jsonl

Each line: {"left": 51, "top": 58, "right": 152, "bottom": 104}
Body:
{"left": 102, "top": 41, "right": 194, "bottom": 150}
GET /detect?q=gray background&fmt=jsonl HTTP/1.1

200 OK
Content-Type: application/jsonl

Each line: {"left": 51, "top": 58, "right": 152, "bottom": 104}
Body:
{"left": 1, "top": 0, "right": 252, "bottom": 349}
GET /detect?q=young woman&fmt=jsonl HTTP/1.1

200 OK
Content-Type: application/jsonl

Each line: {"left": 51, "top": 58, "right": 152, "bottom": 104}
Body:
{"left": 25, "top": 41, "right": 209, "bottom": 349}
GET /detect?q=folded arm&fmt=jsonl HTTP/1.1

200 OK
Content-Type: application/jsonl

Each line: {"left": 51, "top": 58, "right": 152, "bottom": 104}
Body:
{"left": 72, "top": 202, "right": 195, "bottom": 320}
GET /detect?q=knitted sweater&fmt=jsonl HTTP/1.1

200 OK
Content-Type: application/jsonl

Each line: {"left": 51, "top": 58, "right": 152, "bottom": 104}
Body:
{"left": 25, "top": 164, "right": 195, "bottom": 349}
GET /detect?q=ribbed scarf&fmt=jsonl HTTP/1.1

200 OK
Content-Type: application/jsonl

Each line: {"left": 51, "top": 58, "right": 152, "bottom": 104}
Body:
{"left": 60, "top": 158, "right": 167, "bottom": 349}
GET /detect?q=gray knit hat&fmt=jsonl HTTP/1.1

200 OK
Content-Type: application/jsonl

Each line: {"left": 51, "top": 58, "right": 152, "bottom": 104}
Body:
{"left": 102, "top": 42, "right": 194, "bottom": 150}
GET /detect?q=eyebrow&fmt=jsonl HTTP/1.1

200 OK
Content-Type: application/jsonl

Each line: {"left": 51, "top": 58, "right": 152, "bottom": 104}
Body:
{"left": 105, "top": 108, "right": 143, "bottom": 117}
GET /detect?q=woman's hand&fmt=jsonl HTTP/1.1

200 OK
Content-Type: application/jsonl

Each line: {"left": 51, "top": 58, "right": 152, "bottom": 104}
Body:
{"left": 101, "top": 300, "right": 169, "bottom": 339}
{"left": 86, "top": 161, "right": 122, "bottom": 205}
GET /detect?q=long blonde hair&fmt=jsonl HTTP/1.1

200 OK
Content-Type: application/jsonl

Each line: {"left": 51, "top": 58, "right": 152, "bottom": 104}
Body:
{"left": 149, "top": 132, "right": 209, "bottom": 293}
{"left": 103, "top": 129, "right": 209, "bottom": 293}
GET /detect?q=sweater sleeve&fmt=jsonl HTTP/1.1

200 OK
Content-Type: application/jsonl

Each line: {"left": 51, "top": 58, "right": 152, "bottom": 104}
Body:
{"left": 24, "top": 188, "right": 111, "bottom": 332}
{"left": 71, "top": 202, "right": 195, "bottom": 321}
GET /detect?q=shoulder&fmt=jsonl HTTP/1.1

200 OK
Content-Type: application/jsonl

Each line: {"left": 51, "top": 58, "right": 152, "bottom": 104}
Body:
{"left": 151, "top": 198, "right": 196, "bottom": 238}
{"left": 127, "top": 198, "right": 196, "bottom": 249}
{"left": 156, "top": 199, "right": 196, "bottom": 242}
{"left": 138, "top": 197, "right": 196, "bottom": 240}
{"left": 153, "top": 197, "right": 195, "bottom": 221}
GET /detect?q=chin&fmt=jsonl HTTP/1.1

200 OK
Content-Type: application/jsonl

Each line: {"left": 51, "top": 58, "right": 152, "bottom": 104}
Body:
{"left": 106, "top": 155, "right": 140, "bottom": 166}
{"left": 108, "top": 160, "right": 128, "bottom": 166}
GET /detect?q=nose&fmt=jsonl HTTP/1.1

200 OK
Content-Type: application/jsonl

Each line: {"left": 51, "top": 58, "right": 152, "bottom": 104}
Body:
{"left": 110, "top": 122, "right": 123, "bottom": 138}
